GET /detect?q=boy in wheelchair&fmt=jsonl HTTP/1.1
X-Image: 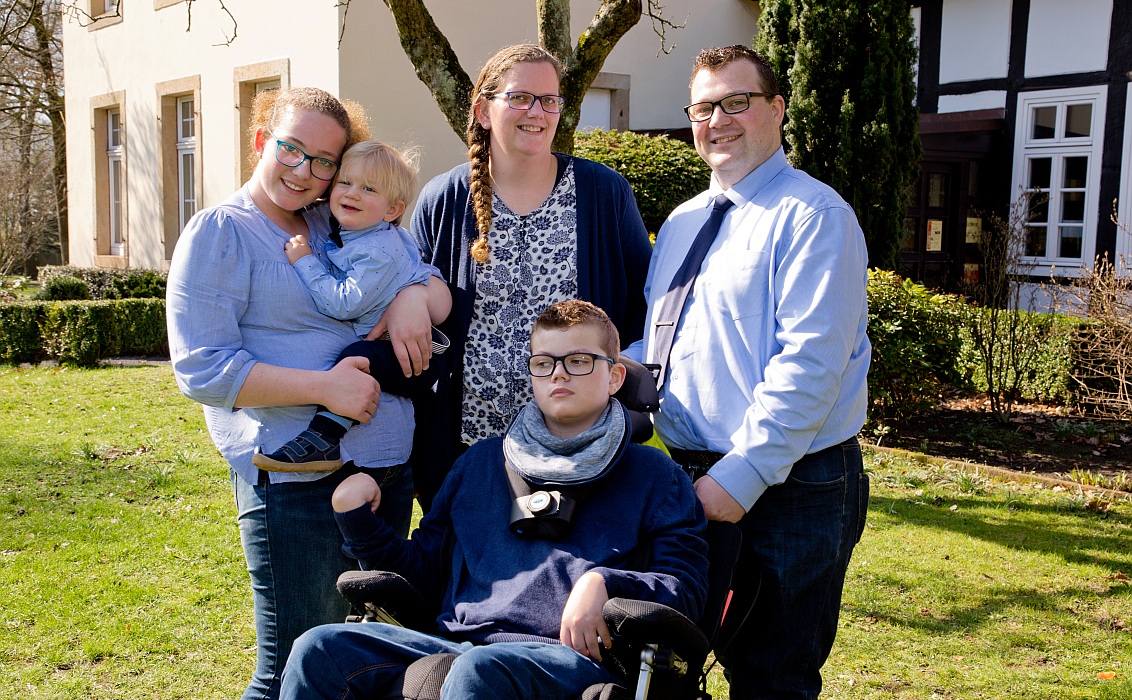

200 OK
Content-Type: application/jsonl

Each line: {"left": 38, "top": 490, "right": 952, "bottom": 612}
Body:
{"left": 279, "top": 300, "right": 708, "bottom": 699}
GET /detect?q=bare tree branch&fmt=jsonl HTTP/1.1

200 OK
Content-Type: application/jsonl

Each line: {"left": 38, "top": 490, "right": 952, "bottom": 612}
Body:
{"left": 644, "top": 0, "right": 686, "bottom": 56}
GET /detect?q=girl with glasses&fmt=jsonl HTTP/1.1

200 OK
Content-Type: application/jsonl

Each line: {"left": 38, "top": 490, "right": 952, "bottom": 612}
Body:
{"left": 166, "top": 86, "right": 447, "bottom": 700}
{"left": 401, "top": 44, "right": 653, "bottom": 511}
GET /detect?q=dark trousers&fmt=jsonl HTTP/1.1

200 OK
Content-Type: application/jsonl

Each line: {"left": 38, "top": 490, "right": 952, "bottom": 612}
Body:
{"left": 673, "top": 438, "right": 869, "bottom": 700}
{"left": 336, "top": 338, "right": 441, "bottom": 398}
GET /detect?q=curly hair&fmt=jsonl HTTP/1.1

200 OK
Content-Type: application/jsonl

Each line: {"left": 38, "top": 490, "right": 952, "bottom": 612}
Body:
{"left": 245, "top": 86, "right": 372, "bottom": 174}
{"left": 465, "top": 44, "right": 563, "bottom": 264}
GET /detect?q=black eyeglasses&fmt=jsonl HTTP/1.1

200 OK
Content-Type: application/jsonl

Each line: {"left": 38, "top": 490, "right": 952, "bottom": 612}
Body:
{"left": 527, "top": 353, "right": 615, "bottom": 377}
{"left": 684, "top": 92, "right": 775, "bottom": 122}
{"left": 273, "top": 138, "right": 340, "bottom": 181}
{"left": 491, "top": 91, "right": 566, "bottom": 114}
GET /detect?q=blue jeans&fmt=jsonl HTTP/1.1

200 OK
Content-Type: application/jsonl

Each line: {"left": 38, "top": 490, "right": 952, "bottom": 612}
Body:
{"left": 232, "top": 461, "right": 413, "bottom": 700}
{"left": 279, "top": 623, "right": 617, "bottom": 699}
{"left": 721, "top": 438, "right": 869, "bottom": 699}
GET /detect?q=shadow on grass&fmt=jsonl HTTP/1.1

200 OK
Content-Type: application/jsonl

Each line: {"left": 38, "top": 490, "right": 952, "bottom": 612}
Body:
{"left": 869, "top": 492, "right": 1132, "bottom": 572}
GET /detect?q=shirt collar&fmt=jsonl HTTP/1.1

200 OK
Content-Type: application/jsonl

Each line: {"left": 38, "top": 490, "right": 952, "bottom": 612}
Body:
{"left": 339, "top": 220, "right": 392, "bottom": 242}
{"left": 708, "top": 147, "right": 788, "bottom": 208}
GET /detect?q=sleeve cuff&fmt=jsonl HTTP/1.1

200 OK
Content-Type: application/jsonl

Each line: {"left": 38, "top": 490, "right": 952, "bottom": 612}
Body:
{"left": 334, "top": 503, "right": 387, "bottom": 542}
{"left": 707, "top": 453, "right": 769, "bottom": 512}
{"left": 292, "top": 256, "right": 325, "bottom": 284}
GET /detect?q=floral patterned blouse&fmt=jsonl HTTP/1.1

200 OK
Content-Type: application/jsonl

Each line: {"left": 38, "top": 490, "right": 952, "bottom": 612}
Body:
{"left": 461, "top": 162, "right": 578, "bottom": 444}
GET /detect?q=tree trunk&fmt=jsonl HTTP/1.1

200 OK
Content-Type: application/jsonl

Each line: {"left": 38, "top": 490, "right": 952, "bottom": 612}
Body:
{"left": 30, "top": 0, "right": 67, "bottom": 265}
{"left": 380, "top": 0, "right": 643, "bottom": 155}
{"left": 381, "top": 0, "right": 475, "bottom": 144}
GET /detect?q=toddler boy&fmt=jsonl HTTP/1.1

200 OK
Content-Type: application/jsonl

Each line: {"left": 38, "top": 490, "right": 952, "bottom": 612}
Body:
{"left": 254, "top": 140, "right": 449, "bottom": 473}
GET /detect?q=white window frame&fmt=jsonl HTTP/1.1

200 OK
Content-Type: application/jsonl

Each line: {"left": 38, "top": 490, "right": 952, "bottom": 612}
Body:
{"left": 1117, "top": 82, "right": 1132, "bottom": 271}
{"left": 176, "top": 96, "right": 197, "bottom": 232}
{"left": 1012, "top": 86, "right": 1106, "bottom": 275}
{"left": 107, "top": 108, "right": 125, "bottom": 256}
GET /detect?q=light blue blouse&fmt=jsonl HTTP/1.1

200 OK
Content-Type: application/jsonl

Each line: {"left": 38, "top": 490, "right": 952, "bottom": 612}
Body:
{"left": 166, "top": 188, "right": 415, "bottom": 485}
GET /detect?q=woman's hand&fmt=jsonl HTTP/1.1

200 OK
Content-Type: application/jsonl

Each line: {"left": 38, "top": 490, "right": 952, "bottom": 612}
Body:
{"left": 320, "top": 356, "right": 381, "bottom": 423}
{"left": 367, "top": 284, "right": 433, "bottom": 377}
{"left": 559, "top": 571, "right": 611, "bottom": 661}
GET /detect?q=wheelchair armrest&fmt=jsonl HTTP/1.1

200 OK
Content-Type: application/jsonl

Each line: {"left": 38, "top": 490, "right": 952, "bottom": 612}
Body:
{"left": 603, "top": 597, "right": 710, "bottom": 668}
{"left": 336, "top": 570, "right": 435, "bottom": 630}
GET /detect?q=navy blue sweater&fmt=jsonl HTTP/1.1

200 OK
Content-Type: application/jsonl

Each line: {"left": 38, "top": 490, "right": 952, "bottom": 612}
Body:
{"left": 335, "top": 439, "right": 709, "bottom": 645}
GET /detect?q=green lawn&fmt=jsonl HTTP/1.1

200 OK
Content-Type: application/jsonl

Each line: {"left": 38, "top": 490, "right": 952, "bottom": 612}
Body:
{"left": 1, "top": 365, "right": 1129, "bottom": 699}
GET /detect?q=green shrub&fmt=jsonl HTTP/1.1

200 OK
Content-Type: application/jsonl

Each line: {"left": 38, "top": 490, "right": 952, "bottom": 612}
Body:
{"left": 38, "top": 265, "right": 168, "bottom": 300}
{"left": 41, "top": 302, "right": 121, "bottom": 365}
{"left": 112, "top": 269, "right": 168, "bottom": 299}
{"left": 958, "top": 311, "right": 1078, "bottom": 405}
{"left": 866, "top": 269, "right": 967, "bottom": 421}
{"left": 35, "top": 275, "right": 91, "bottom": 301}
{"left": 0, "top": 298, "right": 167, "bottom": 366}
{"left": 0, "top": 302, "right": 45, "bottom": 364}
{"left": 574, "top": 128, "right": 711, "bottom": 233}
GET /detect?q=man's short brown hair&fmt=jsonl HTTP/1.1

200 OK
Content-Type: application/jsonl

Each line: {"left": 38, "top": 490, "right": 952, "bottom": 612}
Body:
{"left": 691, "top": 45, "right": 780, "bottom": 97}
{"left": 532, "top": 300, "right": 620, "bottom": 359}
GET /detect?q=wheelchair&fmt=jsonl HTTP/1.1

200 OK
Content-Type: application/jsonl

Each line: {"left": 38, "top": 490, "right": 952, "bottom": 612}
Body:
{"left": 334, "top": 519, "right": 758, "bottom": 700}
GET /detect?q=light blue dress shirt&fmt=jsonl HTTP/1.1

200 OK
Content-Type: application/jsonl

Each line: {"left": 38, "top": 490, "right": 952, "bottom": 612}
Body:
{"left": 166, "top": 188, "right": 415, "bottom": 485}
{"left": 291, "top": 220, "right": 437, "bottom": 338}
{"left": 625, "top": 148, "right": 871, "bottom": 510}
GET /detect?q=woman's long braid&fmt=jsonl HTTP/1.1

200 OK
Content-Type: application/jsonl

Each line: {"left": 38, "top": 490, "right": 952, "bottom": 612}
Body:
{"left": 463, "top": 44, "right": 562, "bottom": 265}
{"left": 467, "top": 122, "right": 493, "bottom": 264}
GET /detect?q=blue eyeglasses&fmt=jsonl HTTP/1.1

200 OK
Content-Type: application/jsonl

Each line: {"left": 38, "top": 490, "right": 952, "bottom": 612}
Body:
{"left": 272, "top": 138, "right": 340, "bottom": 181}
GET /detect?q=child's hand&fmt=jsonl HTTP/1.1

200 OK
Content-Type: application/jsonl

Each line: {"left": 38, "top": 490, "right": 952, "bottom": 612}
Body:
{"left": 285, "top": 235, "right": 312, "bottom": 264}
{"left": 559, "top": 571, "right": 611, "bottom": 661}
{"left": 331, "top": 473, "right": 381, "bottom": 514}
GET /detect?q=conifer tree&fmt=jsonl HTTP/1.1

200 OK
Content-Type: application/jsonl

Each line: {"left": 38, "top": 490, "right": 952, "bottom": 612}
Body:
{"left": 756, "top": 0, "right": 920, "bottom": 270}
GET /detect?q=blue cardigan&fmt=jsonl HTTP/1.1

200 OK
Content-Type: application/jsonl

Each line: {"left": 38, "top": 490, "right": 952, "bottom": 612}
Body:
{"left": 408, "top": 156, "right": 653, "bottom": 507}
{"left": 335, "top": 438, "right": 709, "bottom": 644}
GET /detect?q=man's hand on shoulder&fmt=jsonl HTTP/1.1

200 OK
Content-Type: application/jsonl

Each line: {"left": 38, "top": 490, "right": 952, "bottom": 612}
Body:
{"left": 694, "top": 475, "right": 746, "bottom": 522}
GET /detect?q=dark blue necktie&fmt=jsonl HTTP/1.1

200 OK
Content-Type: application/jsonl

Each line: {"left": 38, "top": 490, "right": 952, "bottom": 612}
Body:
{"left": 651, "top": 193, "right": 735, "bottom": 389}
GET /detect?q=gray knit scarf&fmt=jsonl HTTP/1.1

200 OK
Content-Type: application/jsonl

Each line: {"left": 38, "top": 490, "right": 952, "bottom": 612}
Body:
{"left": 503, "top": 399, "right": 626, "bottom": 484}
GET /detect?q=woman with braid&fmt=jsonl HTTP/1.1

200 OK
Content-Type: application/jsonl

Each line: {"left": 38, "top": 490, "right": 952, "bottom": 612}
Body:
{"left": 407, "top": 43, "right": 652, "bottom": 509}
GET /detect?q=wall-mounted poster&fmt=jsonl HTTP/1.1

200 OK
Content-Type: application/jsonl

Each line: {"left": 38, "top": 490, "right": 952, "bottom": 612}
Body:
{"left": 927, "top": 219, "right": 943, "bottom": 252}
{"left": 966, "top": 217, "right": 982, "bottom": 244}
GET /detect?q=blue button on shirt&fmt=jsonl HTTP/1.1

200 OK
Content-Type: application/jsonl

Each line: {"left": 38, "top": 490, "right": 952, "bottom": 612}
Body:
{"left": 167, "top": 188, "right": 415, "bottom": 485}
{"left": 625, "top": 148, "right": 871, "bottom": 510}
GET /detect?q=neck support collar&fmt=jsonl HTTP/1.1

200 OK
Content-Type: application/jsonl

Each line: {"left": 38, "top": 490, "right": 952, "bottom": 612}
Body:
{"left": 505, "top": 402, "right": 632, "bottom": 540}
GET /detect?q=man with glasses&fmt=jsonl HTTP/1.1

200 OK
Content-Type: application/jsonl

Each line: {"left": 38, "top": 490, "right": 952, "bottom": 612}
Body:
{"left": 625, "top": 45, "right": 871, "bottom": 698}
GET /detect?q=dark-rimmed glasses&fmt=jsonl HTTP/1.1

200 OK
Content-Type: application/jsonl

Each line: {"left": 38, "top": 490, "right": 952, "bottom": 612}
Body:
{"left": 273, "top": 138, "right": 340, "bottom": 181}
{"left": 491, "top": 91, "right": 566, "bottom": 114}
{"left": 684, "top": 92, "right": 775, "bottom": 122}
{"left": 527, "top": 353, "right": 615, "bottom": 377}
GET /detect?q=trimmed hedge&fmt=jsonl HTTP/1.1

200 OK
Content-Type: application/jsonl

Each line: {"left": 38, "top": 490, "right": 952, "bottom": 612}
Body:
{"left": 38, "top": 265, "right": 168, "bottom": 300}
{"left": 574, "top": 128, "right": 711, "bottom": 233}
{"left": 866, "top": 269, "right": 967, "bottom": 421}
{"left": 0, "top": 299, "right": 168, "bottom": 366}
